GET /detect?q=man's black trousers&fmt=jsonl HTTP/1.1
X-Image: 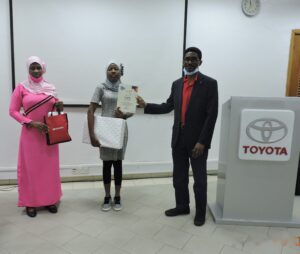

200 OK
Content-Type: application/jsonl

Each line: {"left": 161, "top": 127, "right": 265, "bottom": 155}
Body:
{"left": 172, "top": 127, "right": 208, "bottom": 220}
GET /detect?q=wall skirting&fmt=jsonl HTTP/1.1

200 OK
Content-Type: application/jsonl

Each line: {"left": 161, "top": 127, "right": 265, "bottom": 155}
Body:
{"left": 0, "top": 160, "right": 218, "bottom": 183}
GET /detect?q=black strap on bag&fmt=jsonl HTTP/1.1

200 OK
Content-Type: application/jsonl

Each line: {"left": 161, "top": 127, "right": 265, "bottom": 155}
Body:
{"left": 48, "top": 103, "right": 61, "bottom": 116}
{"left": 23, "top": 95, "right": 54, "bottom": 116}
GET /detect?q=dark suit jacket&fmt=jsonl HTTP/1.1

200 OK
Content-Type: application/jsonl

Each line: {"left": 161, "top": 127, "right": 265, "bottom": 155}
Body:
{"left": 145, "top": 72, "right": 218, "bottom": 150}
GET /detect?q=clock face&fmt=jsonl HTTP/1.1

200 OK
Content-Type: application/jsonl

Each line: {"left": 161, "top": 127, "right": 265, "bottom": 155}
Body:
{"left": 242, "top": 0, "right": 260, "bottom": 17}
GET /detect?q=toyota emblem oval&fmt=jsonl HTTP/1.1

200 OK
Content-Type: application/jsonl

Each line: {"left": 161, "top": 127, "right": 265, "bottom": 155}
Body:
{"left": 246, "top": 118, "right": 288, "bottom": 144}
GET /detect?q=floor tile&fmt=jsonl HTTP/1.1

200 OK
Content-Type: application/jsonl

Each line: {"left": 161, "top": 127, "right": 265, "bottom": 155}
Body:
{"left": 93, "top": 243, "right": 131, "bottom": 254}
{"left": 132, "top": 205, "right": 162, "bottom": 220}
{"left": 0, "top": 223, "right": 28, "bottom": 245}
{"left": 72, "top": 181, "right": 96, "bottom": 190}
{"left": 221, "top": 245, "right": 251, "bottom": 254}
{"left": 268, "top": 227, "right": 294, "bottom": 240}
{"left": 62, "top": 234, "right": 103, "bottom": 254}
{"left": 73, "top": 218, "right": 112, "bottom": 237}
{"left": 122, "top": 235, "right": 164, "bottom": 254}
{"left": 12, "top": 214, "right": 60, "bottom": 235}
{"left": 183, "top": 235, "right": 224, "bottom": 254}
{"left": 153, "top": 225, "right": 192, "bottom": 249}
{"left": 129, "top": 219, "right": 164, "bottom": 238}
{"left": 156, "top": 245, "right": 191, "bottom": 254}
{"left": 282, "top": 246, "right": 300, "bottom": 254}
{"left": 152, "top": 178, "right": 172, "bottom": 185}
{"left": 2, "top": 232, "right": 48, "bottom": 254}
{"left": 40, "top": 224, "right": 81, "bottom": 246}
{"left": 28, "top": 242, "right": 71, "bottom": 254}
{"left": 97, "top": 225, "right": 136, "bottom": 247}
{"left": 243, "top": 236, "right": 283, "bottom": 254}
{"left": 50, "top": 211, "right": 91, "bottom": 227}
{"left": 211, "top": 227, "right": 248, "bottom": 250}
{"left": 133, "top": 179, "right": 155, "bottom": 186}
{"left": 102, "top": 210, "right": 142, "bottom": 229}
{"left": 234, "top": 225, "right": 269, "bottom": 239}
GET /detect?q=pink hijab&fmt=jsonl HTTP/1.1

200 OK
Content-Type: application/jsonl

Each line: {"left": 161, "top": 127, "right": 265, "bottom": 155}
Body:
{"left": 21, "top": 56, "right": 57, "bottom": 97}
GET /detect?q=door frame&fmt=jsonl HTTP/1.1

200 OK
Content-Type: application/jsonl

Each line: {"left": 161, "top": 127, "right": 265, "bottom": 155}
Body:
{"left": 286, "top": 29, "right": 300, "bottom": 96}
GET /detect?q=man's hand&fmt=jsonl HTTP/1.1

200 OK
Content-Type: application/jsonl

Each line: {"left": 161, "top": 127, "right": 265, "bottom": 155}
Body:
{"left": 136, "top": 96, "right": 146, "bottom": 108}
{"left": 27, "top": 121, "right": 48, "bottom": 133}
{"left": 192, "top": 142, "right": 205, "bottom": 158}
{"left": 90, "top": 135, "right": 101, "bottom": 147}
{"left": 115, "top": 107, "right": 125, "bottom": 118}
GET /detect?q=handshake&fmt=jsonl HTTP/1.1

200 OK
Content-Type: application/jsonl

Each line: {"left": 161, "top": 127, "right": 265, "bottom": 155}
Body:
{"left": 136, "top": 96, "right": 147, "bottom": 108}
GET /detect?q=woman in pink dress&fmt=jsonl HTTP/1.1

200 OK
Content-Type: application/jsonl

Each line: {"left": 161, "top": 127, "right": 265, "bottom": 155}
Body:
{"left": 9, "top": 56, "right": 63, "bottom": 217}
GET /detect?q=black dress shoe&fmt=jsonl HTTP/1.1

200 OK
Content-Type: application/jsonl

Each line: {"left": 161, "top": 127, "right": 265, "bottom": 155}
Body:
{"left": 194, "top": 214, "right": 205, "bottom": 226}
{"left": 45, "top": 205, "right": 58, "bottom": 213}
{"left": 165, "top": 207, "right": 190, "bottom": 217}
{"left": 26, "top": 207, "right": 37, "bottom": 218}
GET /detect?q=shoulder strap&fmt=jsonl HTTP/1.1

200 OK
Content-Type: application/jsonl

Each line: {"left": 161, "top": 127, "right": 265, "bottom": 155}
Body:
{"left": 24, "top": 95, "right": 54, "bottom": 116}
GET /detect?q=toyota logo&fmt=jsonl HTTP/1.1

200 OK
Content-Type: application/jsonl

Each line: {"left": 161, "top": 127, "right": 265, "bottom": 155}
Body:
{"left": 246, "top": 118, "right": 288, "bottom": 144}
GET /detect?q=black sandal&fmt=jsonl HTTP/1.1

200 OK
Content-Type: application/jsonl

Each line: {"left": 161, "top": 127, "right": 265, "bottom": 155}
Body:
{"left": 45, "top": 205, "right": 58, "bottom": 213}
{"left": 26, "top": 207, "right": 37, "bottom": 217}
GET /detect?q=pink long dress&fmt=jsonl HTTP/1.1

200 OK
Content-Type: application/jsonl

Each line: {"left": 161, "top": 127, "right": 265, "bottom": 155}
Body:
{"left": 9, "top": 84, "right": 62, "bottom": 207}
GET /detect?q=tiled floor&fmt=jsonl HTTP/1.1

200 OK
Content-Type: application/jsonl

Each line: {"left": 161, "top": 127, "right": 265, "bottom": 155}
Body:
{"left": 0, "top": 176, "right": 300, "bottom": 254}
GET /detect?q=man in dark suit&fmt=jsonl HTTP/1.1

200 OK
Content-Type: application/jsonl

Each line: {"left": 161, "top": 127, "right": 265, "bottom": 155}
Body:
{"left": 137, "top": 47, "right": 218, "bottom": 226}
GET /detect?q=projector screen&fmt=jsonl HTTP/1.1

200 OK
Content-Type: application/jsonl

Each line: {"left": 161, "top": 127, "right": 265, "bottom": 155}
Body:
{"left": 13, "top": 0, "right": 185, "bottom": 105}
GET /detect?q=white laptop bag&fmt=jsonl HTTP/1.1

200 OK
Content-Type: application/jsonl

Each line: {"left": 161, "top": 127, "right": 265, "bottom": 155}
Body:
{"left": 83, "top": 116, "right": 125, "bottom": 149}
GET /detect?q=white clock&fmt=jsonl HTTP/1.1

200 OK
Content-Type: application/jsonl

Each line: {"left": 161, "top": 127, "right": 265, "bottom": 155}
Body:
{"left": 241, "top": 0, "right": 260, "bottom": 17}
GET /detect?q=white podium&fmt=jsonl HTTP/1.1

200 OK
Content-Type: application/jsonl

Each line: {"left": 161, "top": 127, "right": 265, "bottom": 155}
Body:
{"left": 209, "top": 97, "right": 300, "bottom": 227}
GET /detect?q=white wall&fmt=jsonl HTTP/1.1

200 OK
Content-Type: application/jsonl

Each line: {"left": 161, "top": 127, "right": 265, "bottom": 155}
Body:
{"left": 1, "top": 0, "right": 299, "bottom": 180}
{"left": 0, "top": 0, "right": 20, "bottom": 179}
{"left": 187, "top": 0, "right": 300, "bottom": 163}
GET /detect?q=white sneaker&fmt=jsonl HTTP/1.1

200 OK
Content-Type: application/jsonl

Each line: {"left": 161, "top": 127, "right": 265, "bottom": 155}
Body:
{"left": 102, "top": 197, "right": 111, "bottom": 211}
{"left": 113, "top": 196, "right": 122, "bottom": 211}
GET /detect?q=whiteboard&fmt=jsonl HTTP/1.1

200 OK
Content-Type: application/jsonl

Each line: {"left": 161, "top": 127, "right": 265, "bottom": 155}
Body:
{"left": 13, "top": 0, "right": 185, "bottom": 104}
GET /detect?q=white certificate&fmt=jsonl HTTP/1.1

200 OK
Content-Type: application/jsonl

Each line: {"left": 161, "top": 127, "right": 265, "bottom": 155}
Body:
{"left": 117, "top": 85, "right": 138, "bottom": 114}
